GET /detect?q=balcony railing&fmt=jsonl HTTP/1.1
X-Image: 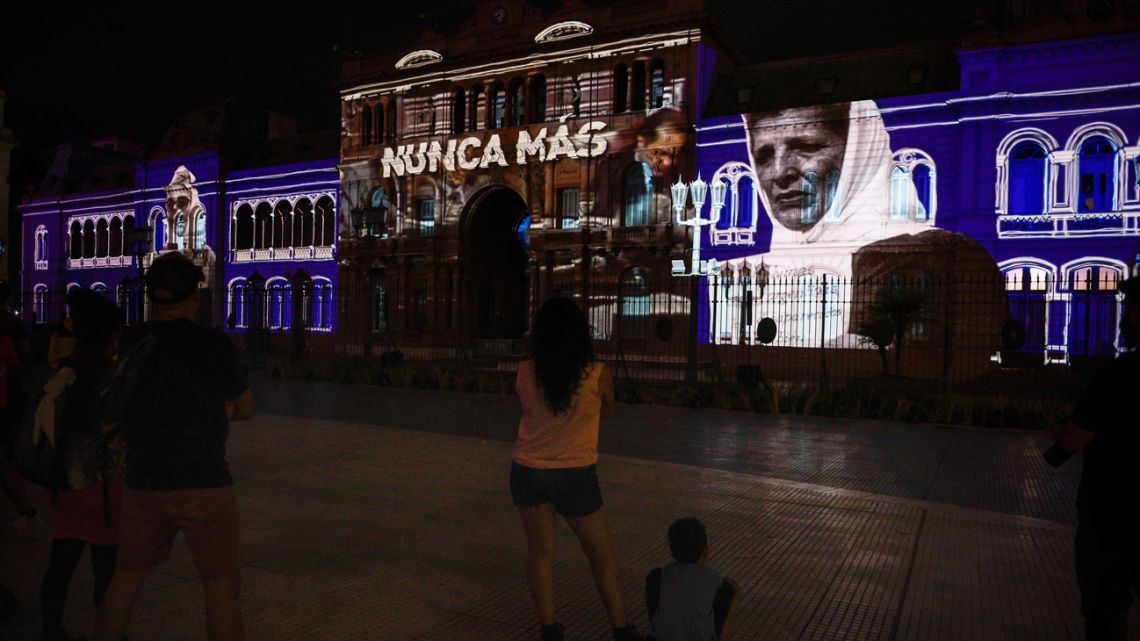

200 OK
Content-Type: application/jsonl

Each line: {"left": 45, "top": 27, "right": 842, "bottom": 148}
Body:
{"left": 67, "top": 255, "right": 135, "bottom": 270}
{"left": 231, "top": 246, "right": 337, "bottom": 263}
{"left": 997, "top": 210, "right": 1138, "bottom": 239}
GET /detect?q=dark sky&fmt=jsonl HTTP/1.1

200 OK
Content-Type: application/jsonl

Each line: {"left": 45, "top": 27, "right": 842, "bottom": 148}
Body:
{"left": 0, "top": 0, "right": 979, "bottom": 181}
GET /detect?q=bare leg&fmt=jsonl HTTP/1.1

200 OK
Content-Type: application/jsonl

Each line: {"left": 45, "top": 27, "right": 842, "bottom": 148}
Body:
{"left": 518, "top": 504, "right": 558, "bottom": 625}
{"left": 93, "top": 568, "right": 148, "bottom": 641}
{"left": 203, "top": 575, "right": 245, "bottom": 641}
{"left": 564, "top": 507, "right": 628, "bottom": 628}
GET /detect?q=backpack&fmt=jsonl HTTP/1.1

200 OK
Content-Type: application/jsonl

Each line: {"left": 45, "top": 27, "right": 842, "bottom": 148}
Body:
{"left": 12, "top": 367, "right": 82, "bottom": 490}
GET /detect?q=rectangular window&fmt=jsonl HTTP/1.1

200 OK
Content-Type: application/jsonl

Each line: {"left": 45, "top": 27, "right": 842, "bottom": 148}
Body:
{"left": 558, "top": 188, "right": 580, "bottom": 229}
{"left": 416, "top": 198, "right": 435, "bottom": 237}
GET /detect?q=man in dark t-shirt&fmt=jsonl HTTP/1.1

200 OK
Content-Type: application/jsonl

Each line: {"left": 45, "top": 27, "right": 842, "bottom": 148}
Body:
{"left": 95, "top": 253, "right": 253, "bottom": 641}
{"left": 1045, "top": 276, "right": 1140, "bottom": 641}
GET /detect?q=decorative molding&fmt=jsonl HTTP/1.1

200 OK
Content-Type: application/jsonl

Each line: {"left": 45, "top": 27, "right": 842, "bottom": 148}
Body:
{"left": 535, "top": 21, "right": 594, "bottom": 44}
{"left": 395, "top": 50, "right": 443, "bottom": 71}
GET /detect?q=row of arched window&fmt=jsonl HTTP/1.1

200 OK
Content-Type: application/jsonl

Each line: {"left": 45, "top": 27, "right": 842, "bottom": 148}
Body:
{"left": 67, "top": 214, "right": 135, "bottom": 260}
{"left": 31, "top": 282, "right": 143, "bottom": 325}
{"left": 357, "top": 57, "right": 669, "bottom": 144}
{"left": 231, "top": 196, "right": 336, "bottom": 251}
{"left": 998, "top": 123, "right": 1135, "bottom": 216}
{"left": 227, "top": 276, "right": 335, "bottom": 331}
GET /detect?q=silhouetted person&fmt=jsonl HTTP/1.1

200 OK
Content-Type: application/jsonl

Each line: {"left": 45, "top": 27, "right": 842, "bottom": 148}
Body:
{"left": 645, "top": 518, "right": 738, "bottom": 641}
{"left": 1044, "top": 276, "right": 1140, "bottom": 641}
{"left": 38, "top": 290, "right": 125, "bottom": 641}
{"left": 511, "top": 297, "right": 640, "bottom": 641}
{"left": 94, "top": 253, "right": 253, "bottom": 641}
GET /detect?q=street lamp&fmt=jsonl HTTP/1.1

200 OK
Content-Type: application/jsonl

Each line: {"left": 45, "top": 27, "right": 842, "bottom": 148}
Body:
{"left": 670, "top": 174, "right": 721, "bottom": 277}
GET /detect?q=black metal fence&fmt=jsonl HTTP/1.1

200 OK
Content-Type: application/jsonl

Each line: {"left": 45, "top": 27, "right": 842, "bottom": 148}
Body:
{"left": 21, "top": 270, "right": 1124, "bottom": 394}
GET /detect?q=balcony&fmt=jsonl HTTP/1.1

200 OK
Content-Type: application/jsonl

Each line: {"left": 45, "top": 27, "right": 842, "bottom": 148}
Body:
{"left": 231, "top": 246, "right": 338, "bottom": 263}
{"left": 997, "top": 210, "right": 1138, "bottom": 239}
{"left": 606, "top": 224, "right": 673, "bottom": 246}
{"left": 67, "top": 255, "right": 135, "bottom": 270}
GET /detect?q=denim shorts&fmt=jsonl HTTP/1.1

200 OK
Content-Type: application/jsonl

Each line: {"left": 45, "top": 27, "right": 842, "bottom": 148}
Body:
{"left": 510, "top": 462, "right": 604, "bottom": 518}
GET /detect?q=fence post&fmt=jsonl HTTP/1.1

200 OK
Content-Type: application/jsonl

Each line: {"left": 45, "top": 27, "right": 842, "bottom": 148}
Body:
{"left": 819, "top": 274, "right": 828, "bottom": 390}
{"left": 686, "top": 272, "right": 699, "bottom": 384}
{"left": 942, "top": 273, "right": 954, "bottom": 393}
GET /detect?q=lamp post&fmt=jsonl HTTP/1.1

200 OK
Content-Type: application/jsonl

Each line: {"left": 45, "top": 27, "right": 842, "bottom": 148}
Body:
{"left": 670, "top": 174, "right": 723, "bottom": 277}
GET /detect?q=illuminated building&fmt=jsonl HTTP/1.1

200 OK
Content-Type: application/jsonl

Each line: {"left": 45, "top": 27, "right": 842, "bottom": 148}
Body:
{"left": 339, "top": 0, "right": 1140, "bottom": 369}
{"left": 19, "top": 99, "right": 340, "bottom": 334}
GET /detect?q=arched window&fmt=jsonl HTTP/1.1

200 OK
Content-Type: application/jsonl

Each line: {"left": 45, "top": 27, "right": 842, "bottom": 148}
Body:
{"left": 1078, "top": 136, "right": 1117, "bottom": 213}
{"left": 267, "top": 280, "right": 291, "bottom": 330}
{"left": 228, "top": 278, "right": 248, "bottom": 329}
{"left": 613, "top": 64, "right": 628, "bottom": 113}
{"left": 194, "top": 209, "right": 207, "bottom": 249}
{"left": 509, "top": 77, "right": 526, "bottom": 126}
{"left": 823, "top": 170, "right": 840, "bottom": 221}
{"left": 35, "top": 226, "right": 49, "bottom": 268}
{"left": 150, "top": 209, "right": 167, "bottom": 251}
{"left": 91, "top": 282, "right": 107, "bottom": 296}
{"left": 361, "top": 105, "right": 373, "bottom": 146}
{"left": 312, "top": 278, "right": 334, "bottom": 330}
{"left": 83, "top": 221, "right": 96, "bottom": 258}
{"left": 570, "top": 75, "right": 581, "bottom": 117}
{"left": 800, "top": 172, "right": 819, "bottom": 224}
{"left": 913, "top": 164, "right": 932, "bottom": 220}
{"left": 174, "top": 212, "right": 187, "bottom": 251}
{"left": 291, "top": 199, "right": 311, "bottom": 247}
{"left": 33, "top": 285, "right": 50, "bottom": 324}
{"left": 469, "top": 84, "right": 484, "bottom": 131}
{"left": 1009, "top": 142, "right": 1048, "bottom": 215}
{"left": 624, "top": 162, "right": 654, "bottom": 226}
{"left": 376, "top": 104, "right": 386, "bottom": 145}
{"left": 122, "top": 214, "right": 135, "bottom": 253}
{"left": 489, "top": 82, "right": 506, "bottom": 129}
{"left": 619, "top": 267, "right": 650, "bottom": 339}
{"left": 95, "top": 219, "right": 109, "bottom": 258}
{"left": 1068, "top": 262, "right": 1124, "bottom": 356}
{"left": 317, "top": 196, "right": 335, "bottom": 246}
{"left": 272, "top": 201, "right": 292, "bottom": 249}
{"left": 70, "top": 222, "right": 82, "bottom": 259}
{"left": 235, "top": 204, "right": 254, "bottom": 250}
{"left": 890, "top": 166, "right": 910, "bottom": 220}
{"left": 109, "top": 218, "right": 123, "bottom": 257}
{"left": 889, "top": 150, "right": 937, "bottom": 222}
{"left": 254, "top": 203, "right": 272, "bottom": 249}
{"left": 529, "top": 75, "right": 546, "bottom": 123}
{"left": 649, "top": 59, "right": 665, "bottom": 109}
{"left": 631, "top": 61, "right": 646, "bottom": 111}
{"left": 386, "top": 100, "right": 397, "bottom": 143}
{"left": 1004, "top": 263, "right": 1052, "bottom": 355}
{"left": 451, "top": 88, "right": 466, "bottom": 134}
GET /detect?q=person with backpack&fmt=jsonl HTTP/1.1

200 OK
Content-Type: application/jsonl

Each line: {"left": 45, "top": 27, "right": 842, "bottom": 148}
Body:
{"left": 94, "top": 252, "right": 252, "bottom": 641}
{"left": 37, "top": 290, "right": 126, "bottom": 641}
{"left": 511, "top": 297, "right": 640, "bottom": 641}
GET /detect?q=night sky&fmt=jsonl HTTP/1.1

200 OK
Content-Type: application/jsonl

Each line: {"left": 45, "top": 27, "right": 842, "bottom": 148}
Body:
{"left": 1, "top": 0, "right": 979, "bottom": 193}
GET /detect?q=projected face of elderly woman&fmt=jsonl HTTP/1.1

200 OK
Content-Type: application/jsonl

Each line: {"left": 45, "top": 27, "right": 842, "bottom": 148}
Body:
{"left": 746, "top": 104, "right": 850, "bottom": 233}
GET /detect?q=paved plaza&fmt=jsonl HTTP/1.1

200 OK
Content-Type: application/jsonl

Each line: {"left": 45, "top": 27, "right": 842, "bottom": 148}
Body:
{"left": 1, "top": 379, "right": 1136, "bottom": 640}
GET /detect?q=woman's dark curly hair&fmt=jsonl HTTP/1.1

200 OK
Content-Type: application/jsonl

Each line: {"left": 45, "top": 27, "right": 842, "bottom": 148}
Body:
{"left": 531, "top": 296, "right": 594, "bottom": 415}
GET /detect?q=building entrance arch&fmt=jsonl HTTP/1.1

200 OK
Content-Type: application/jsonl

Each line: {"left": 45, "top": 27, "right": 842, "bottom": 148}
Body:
{"left": 459, "top": 185, "right": 530, "bottom": 341}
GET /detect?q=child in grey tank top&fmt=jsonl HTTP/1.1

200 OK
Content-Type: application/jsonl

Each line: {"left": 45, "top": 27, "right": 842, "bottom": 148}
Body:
{"left": 646, "top": 518, "right": 739, "bottom": 641}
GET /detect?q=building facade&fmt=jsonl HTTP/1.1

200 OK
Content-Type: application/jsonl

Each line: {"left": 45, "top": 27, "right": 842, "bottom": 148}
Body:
{"left": 335, "top": 0, "right": 1139, "bottom": 378}
{"left": 20, "top": 153, "right": 340, "bottom": 333}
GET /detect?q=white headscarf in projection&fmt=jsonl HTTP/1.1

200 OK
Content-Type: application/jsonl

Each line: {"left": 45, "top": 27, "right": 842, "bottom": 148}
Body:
{"left": 746, "top": 100, "right": 892, "bottom": 253}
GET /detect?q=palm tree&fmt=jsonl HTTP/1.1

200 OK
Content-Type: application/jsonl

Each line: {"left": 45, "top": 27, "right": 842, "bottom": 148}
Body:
{"left": 857, "top": 281, "right": 928, "bottom": 376}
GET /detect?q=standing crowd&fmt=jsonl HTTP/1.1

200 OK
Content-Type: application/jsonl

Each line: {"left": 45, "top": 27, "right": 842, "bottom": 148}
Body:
{"left": 1, "top": 254, "right": 1138, "bottom": 641}
{"left": 1, "top": 252, "right": 252, "bottom": 641}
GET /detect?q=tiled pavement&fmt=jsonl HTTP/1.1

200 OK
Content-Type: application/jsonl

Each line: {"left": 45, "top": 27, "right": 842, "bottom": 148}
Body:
{"left": 0, "top": 381, "right": 1135, "bottom": 640}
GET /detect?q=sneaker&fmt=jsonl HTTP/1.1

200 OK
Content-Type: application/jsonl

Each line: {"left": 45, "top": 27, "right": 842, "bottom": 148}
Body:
{"left": 613, "top": 625, "right": 642, "bottom": 641}
{"left": 541, "top": 622, "right": 565, "bottom": 641}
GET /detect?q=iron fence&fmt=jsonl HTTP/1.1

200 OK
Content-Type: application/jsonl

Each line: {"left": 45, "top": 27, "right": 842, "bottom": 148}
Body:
{"left": 19, "top": 269, "right": 1125, "bottom": 395}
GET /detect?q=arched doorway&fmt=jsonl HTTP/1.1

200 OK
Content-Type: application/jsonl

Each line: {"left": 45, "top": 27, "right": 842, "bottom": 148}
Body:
{"left": 461, "top": 186, "right": 529, "bottom": 340}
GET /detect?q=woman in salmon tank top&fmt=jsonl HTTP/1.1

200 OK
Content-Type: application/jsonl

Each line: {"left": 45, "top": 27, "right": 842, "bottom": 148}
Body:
{"left": 510, "top": 297, "right": 640, "bottom": 641}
